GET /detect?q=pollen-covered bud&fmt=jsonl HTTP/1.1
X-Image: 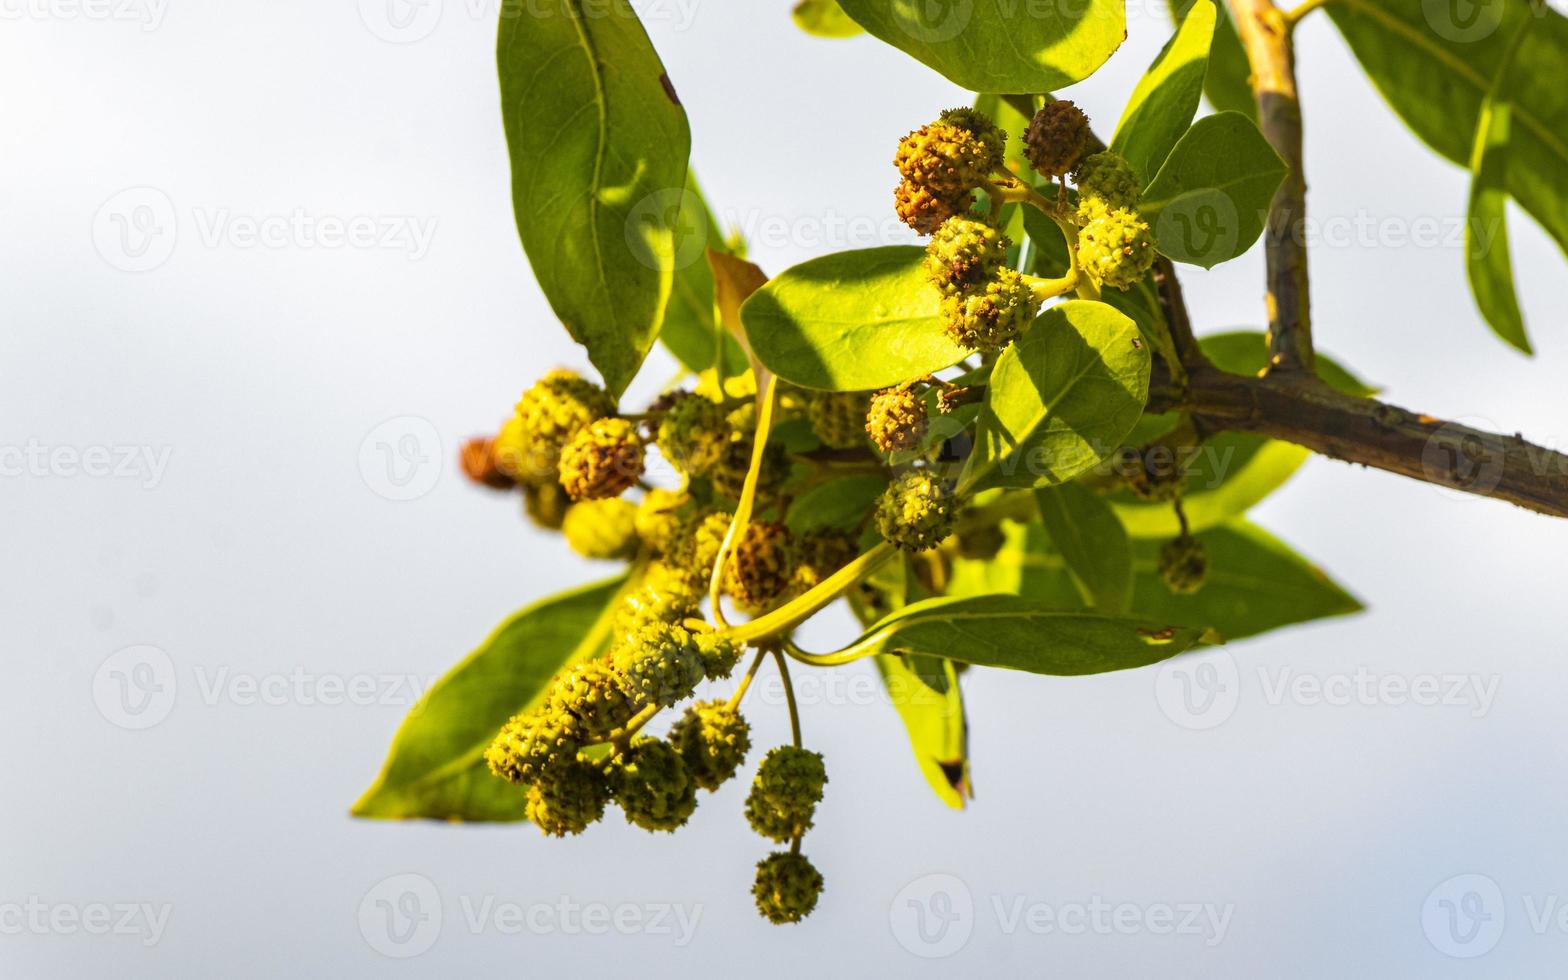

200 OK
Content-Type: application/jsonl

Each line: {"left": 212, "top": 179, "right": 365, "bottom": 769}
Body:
{"left": 460, "top": 437, "right": 515, "bottom": 490}
{"left": 559, "top": 417, "right": 644, "bottom": 501}
{"left": 613, "top": 620, "right": 706, "bottom": 709}
{"left": 655, "top": 393, "right": 728, "bottom": 477}
{"left": 667, "top": 510, "right": 734, "bottom": 586}
{"left": 793, "top": 531, "right": 857, "bottom": 591}
{"left": 1025, "top": 100, "right": 1091, "bottom": 178}
{"left": 938, "top": 107, "right": 1007, "bottom": 169}
{"left": 551, "top": 659, "right": 636, "bottom": 742}
{"left": 615, "top": 571, "right": 703, "bottom": 638}
{"left": 752, "top": 852, "right": 824, "bottom": 925}
{"left": 526, "top": 759, "right": 611, "bottom": 837}
{"left": 561, "top": 498, "right": 639, "bottom": 560}
{"left": 1077, "top": 208, "right": 1155, "bottom": 291}
{"left": 485, "top": 707, "right": 580, "bottom": 787}
{"left": 634, "top": 489, "right": 692, "bottom": 555}
{"left": 504, "top": 369, "right": 616, "bottom": 482}
{"left": 876, "top": 470, "right": 957, "bottom": 552}
{"left": 610, "top": 737, "right": 698, "bottom": 832}
{"left": 523, "top": 481, "right": 570, "bottom": 530}
{"left": 939, "top": 268, "right": 1036, "bottom": 350}
{"left": 1158, "top": 534, "right": 1209, "bottom": 594}
{"left": 669, "top": 700, "right": 751, "bottom": 792}
{"left": 710, "top": 437, "right": 791, "bottom": 502}
{"left": 745, "top": 746, "right": 828, "bottom": 842}
{"left": 894, "top": 112, "right": 1002, "bottom": 205}
{"left": 696, "top": 632, "right": 740, "bottom": 680}
{"left": 1073, "top": 150, "right": 1141, "bottom": 220}
{"left": 723, "top": 521, "right": 799, "bottom": 614}
{"left": 893, "top": 178, "right": 965, "bottom": 235}
{"left": 866, "top": 383, "right": 929, "bottom": 454}
{"left": 924, "top": 215, "right": 1009, "bottom": 296}
{"left": 805, "top": 390, "right": 872, "bottom": 450}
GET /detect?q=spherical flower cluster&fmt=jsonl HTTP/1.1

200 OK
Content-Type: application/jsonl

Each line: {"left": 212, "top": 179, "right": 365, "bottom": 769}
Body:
{"left": 793, "top": 531, "right": 857, "bottom": 592}
{"left": 1077, "top": 208, "right": 1155, "bottom": 291}
{"left": 656, "top": 393, "right": 728, "bottom": 477}
{"left": 752, "top": 852, "right": 825, "bottom": 925}
{"left": 1025, "top": 99, "right": 1091, "bottom": 178}
{"left": 1073, "top": 150, "right": 1141, "bottom": 221}
{"left": 744, "top": 746, "right": 827, "bottom": 842}
{"left": 613, "top": 620, "right": 706, "bottom": 709}
{"left": 893, "top": 179, "right": 960, "bottom": 235}
{"left": 710, "top": 435, "right": 790, "bottom": 502}
{"left": 668, "top": 700, "right": 751, "bottom": 792}
{"left": 561, "top": 498, "right": 638, "bottom": 560}
{"left": 550, "top": 660, "right": 635, "bottom": 741}
{"left": 485, "top": 705, "right": 580, "bottom": 788}
{"left": 723, "top": 521, "right": 798, "bottom": 614}
{"left": 611, "top": 737, "right": 698, "bottom": 832}
{"left": 805, "top": 390, "right": 872, "bottom": 450}
{"left": 939, "top": 268, "right": 1036, "bottom": 350}
{"left": 523, "top": 481, "right": 570, "bottom": 530}
{"left": 923, "top": 216, "right": 1009, "bottom": 296}
{"left": 876, "top": 470, "right": 957, "bottom": 552}
{"left": 866, "top": 383, "right": 929, "bottom": 454}
{"left": 496, "top": 369, "right": 615, "bottom": 483}
{"left": 460, "top": 437, "right": 515, "bottom": 491}
{"left": 696, "top": 632, "right": 741, "bottom": 680}
{"left": 559, "top": 417, "right": 645, "bottom": 500}
{"left": 526, "top": 759, "right": 611, "bottom": 837}
{"left": 1158, "top": 534, "right": 1209, "bottom": 594}
{"left": 892, "top": 109, "right": 1005, "bottom": 234}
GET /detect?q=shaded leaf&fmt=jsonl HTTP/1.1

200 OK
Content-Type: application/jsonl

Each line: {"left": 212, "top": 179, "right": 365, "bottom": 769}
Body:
{"left": 659, "top": 173, "right": 751, "bottom": 376}
{"left": 1467, "top": 99, "right": 1529, "bottom": 353}
{"left": 1112, "top": 432, "right": 1308, "bottom": 538}
{"left": 1171, "top": 0, "right": 1256, "bottom": 121}
{"left": 786, "top": 474, "right": 887, "bottom": 534}
{"left": 1035, "top": 482, "right": 1133, "bottom": 614}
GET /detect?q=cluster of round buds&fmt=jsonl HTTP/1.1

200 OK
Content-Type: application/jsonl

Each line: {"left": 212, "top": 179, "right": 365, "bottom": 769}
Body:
{"left": 492, "top": 369, "right": 616, "bottom": 485}
{"left": 561, "top": 498, "right": 638, "bottom": 560}
{"left": 893, "top": 108, "right": 1006, "bottom": 234}
{"left": 753, "top": 852, "right": 825, "bottom": 925}
{"left": 668, "top": 700, "right": 751, "bottom": 791}
{"left": 460, "top": 437, "right": 516, "bottom": 491}
{"left": 1078, "top": 208, "right": 1156, "bottom": 291}
{"left": 710, "top": 403, "right": 791, "bottom": 501}
{"left": 559, "top": 417, "right": 645, "bottom": 500}
{"left": 722, "top": 521, "right": 799, "bottom": 614}
{"left": 924, "top": 216, "right": 1009, "bottom": 296}
{"left": 633, "top": 489, "right": 692, "bottom": 555}
{"left": 655, "top": 392, "right": 728, "bottom": 477}
{"left": 486, "top": 704, "right": 581, "bottom": 789}
{"left": 939, "top": 269, "right": 1036, "bottom": 350}
{"left": 805, "top": 390, "right": 872, "bottom": 450}
{"left": 745, "top": 746, "right": 827, "bottom": 842}
{"left": 866, "top": 383, "right": 929, "bottom": 454}
{"left": 1158, "top": 534, "right": 1209, "bottom": 594}
{"left": 876, "top": 470, "right": 958, "bottom": 552}
{"left": 665, "top": 509, "right": 734, "bottom": 589}
{"left": 526, "top": 759, "right": 611, "bottom": 838}
{"left": 612, "top": 620, "right": 707, "bottom": 709}
{"left": 1024, "top": 100, "right": 1091, "bottom": 179}
{"left": 611, "top": 737, "right": 698, "bottom": 832}
{"left": 1073, "top": 150, "right": 1141, "bottom": 220}
{"left": 550, "top": 659, "right": 636, "bottom": 741}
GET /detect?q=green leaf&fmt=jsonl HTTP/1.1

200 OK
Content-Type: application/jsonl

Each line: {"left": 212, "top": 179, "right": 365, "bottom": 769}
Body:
{"left": 1113, "top": 0, "right": 1216, "bottom": 186}
{"left": 834, "top": 0, "right": 1125, "bottom": 94}
{"left": 351, "top": 573, "right": 632, "bottom": 821}
{"left": 742, "top": 246, "right": 968, "bottom": 391}
{"left": 1171, "top": 0, "right": 1256, "bottom": 122}
{"left": 849, "top": 594, "right": 1209, "bottom": 676}
{"left": 1198, "top": 330, "right": 1378, "bottom": 397}
{"left": 1035, "top": 482, "right": 1133, "bottom": 614}
{"left": 1141, "top": 112, "right": 1287, "bottom": 269}
{"left": 786, "top": 474, "right": 887, "bottom": 534}
{"left": 970, "top": 300, "right": 1152, "bottom": 489}
{"left": 793, "top": 0, "right": 863, "bottom": 37}
{"left": 949, "top": 521, "right": 1086, "bottom": 607}
{"left": 1327, "top": 0, "right": 1568, "bottom": 259}
{"left": 1467, "top": 99, "right": 1529, "bottom": 353}
{"left": 658, "top": 173, "right": 751, "bottom": 376}
{"left": 1112, "top": 432, "right": 1308, "bottom": 538}
{"left": 873, "top": 654, "right": 971, "bottom": 809}
{"left": 498, "top": 0, "right": 690, "bottom": 397}
{"left": 1129, "top": 521, "right": 1362, "bottom": 640}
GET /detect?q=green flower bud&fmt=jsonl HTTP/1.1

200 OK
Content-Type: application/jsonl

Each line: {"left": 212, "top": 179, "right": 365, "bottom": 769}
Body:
{"left": 634, "top": 489, "right": 692, "bottom": 555}
{"left": 939, "top": 268, "right": 1036, "bottom": 350}
{"left": 893, "top": 178, "right": 966, "bottom": 235}
{"left": 664, "top": 510, "right": 734, "bottom": 587}
{"left": 522, "top": 480, "right": 570, "bottom": 531}
{"left": 526, "top": 759, "right": 611, "bottom": 837}
{"left": 924, "top": 215, "right": 1009, "bottom": 296}
{"left": 656, "top": 393, "right": 728, "bottom": 477}
{"left": 1073, "top": 151, "right": 1141, "bottom": 220}
{"left": 875, "top": 470, "right": 957, "bottom": 552}
{"left": 485, "top": 706, "right": 580, "bottom": 787}
{"left": 502, "top": 369, "right": 616, "bottom": 483}
{"left": 613, "top": 620, "right": 706, "bottom": 709}
{"left": 1025, "top": 99, "right": 1091, "bottom": 178}
{"left": 723, "top": 521, "right": 798, "bottom": 614}
{"left": 1158, "top": 534, "right": 1209, "bottom": 594}
{"left": 1077, "top": 208, "right": 1155, "bottom": 291}
{"left": 550, "top": 659, "right": 636, "bottom": 742}
{"left": 805, "top": 390, "right": 872, "bottom": 450}
{"left": 793, "top": 530, "right": 857, "bottom": 591}
{"left": 710, "top": 437, "right": 791, "bottom": 501}
{"left": 752, "top": 852, "right": 825, "bottom": 925}
{"left": 696, "top": 632, "right": 741, "bottom": 680}
{"left": 559, "top": 417, "right": 644, "bottom": 501}
{"left": 614, "top": 572, "right": 702, "bottom": 638}
{"left": 744, "top": 746, "right": 827, "bottom": 843}
{"left": 561, "top": 498, "right": 639, "bottom": 560}
{"left": 610, "top": 737, "right": 698, "bottom": 833}
{"left": 866, "top": 383, "right": 929, "bottom": 454}
{"left": 937, "top": 107, "right": 1006, "bottom": 171}
{"left": 668, "top": 700, "right": 751, "bottom": 792}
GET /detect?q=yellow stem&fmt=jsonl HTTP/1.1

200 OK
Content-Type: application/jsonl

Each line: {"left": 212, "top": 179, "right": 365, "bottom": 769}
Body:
{"left": 707, "top": 375, "right": 780, "bottom": 627}
{"left": 771, "top": 649, "right": 802, "bottom": 747}
{"left": 726, "top": 649, "right": 769, "bottom": 710}
{"left": 721, "top": 541, "right": 896, "bottom": 645}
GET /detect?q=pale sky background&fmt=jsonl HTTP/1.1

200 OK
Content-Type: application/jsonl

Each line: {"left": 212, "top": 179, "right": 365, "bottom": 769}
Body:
{"left": 4, "top": 0, "right": 1568, "bottom": 975}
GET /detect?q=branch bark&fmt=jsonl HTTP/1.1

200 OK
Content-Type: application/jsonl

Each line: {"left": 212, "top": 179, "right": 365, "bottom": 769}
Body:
{"left": 1229, "top": 0, "right": 1314, "bottom": 375}
{"left": 1150, "top": 370, "right": 1568, "bottom": 518}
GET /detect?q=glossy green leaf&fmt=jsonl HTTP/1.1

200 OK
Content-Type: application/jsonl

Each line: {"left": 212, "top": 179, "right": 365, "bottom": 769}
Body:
{"left": 352, "top": 573, "right": 632, "bottom": 821}
{"left": 1327, "top": 0, "right": 1568, "bottom": 258}
{"left": 1112, "top": 432, "right": 1308, "bottom": 538}
{"left": 1035, "top": 482, "right": 1133, "bottom": 614}
{"left": 1112, "top": 0, "right": 1216, "bottom": 186}
{"left": 498, "top": 0, "right": 690, "bottom": 397}
{"left": 742, "top": 246, "right": 968, "bottom": 391}
{"left": 1198, "top": 330, "right": 1378, "bottom": 397}
{"left": 850, "top": 594, "right": 1209, "bottom": 676}
{"left": 659, "top": 173, "right": 751, "bottom": 376}
{"left": 786, "top": 474, "right": 887, "bottom": 534}
{"left": 793, "top": 0, "right": 863, "bottom": 37}
{"left": 971, "top": 300, "right": 1151, "bottom": 490}
{"left": 835, "top": 0, "right": 1126, "bottom": 94}
{"left": 1170, "top": 0, "right": 1255, "bottom": 121}
{"left": 1141, "top": 112, "right": 1287, "bottom": 269}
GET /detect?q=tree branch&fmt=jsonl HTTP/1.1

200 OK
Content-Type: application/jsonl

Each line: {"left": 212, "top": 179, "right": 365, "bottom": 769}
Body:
{"left": 1229, "top": 0, "right": 1315, "bottom": 375}
{"left": 1150, "top": 370, "right": 1568, "bottom": 518}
